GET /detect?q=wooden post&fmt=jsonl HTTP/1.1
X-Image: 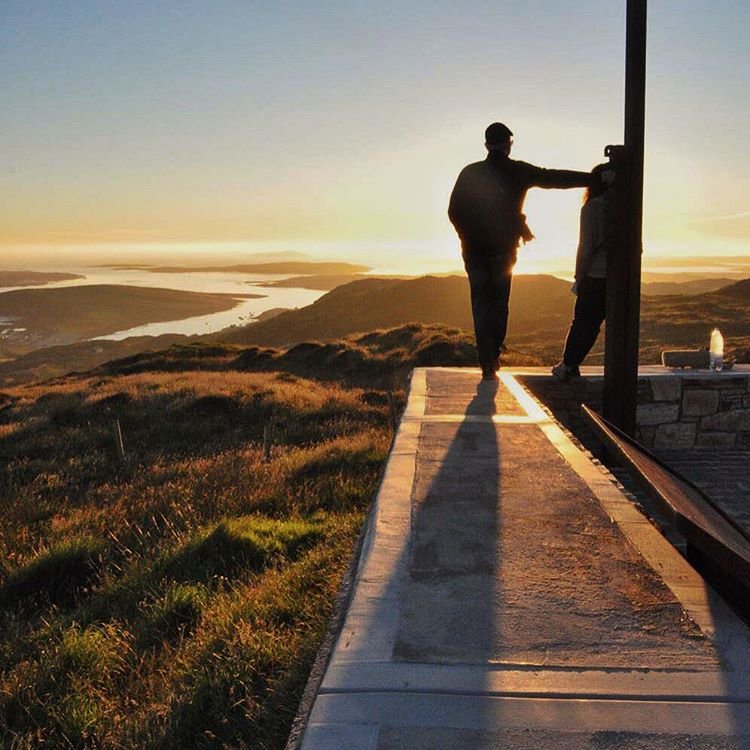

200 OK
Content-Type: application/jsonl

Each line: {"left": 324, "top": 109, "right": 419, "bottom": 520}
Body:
{"left": 113, "top": 418, "right": 126, "bottom": 462}
{"left": 262, "top": 421, "right": 273, "bottom": 461}
{"left": 386, "top": 389, "right": 399, "bottom": 433}
{"left": 603, "top": 0, "right": 647, "bottom": 436}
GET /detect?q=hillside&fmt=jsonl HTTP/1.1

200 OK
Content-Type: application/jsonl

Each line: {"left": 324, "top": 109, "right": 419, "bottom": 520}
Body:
{"left": 0, "top": 275, "right": 561, "bottom": 387}
{"left": 0, "top": 334, "right": 190, "bottom": 387}
{"left": 641, "top": 277, "right": 737, "bottom": 296}
{"left": 217, "top": 274, "right": 574, "bottom": 348}
{"left": 0, "top": 319, "right": 538, "bottom": 389}
{"left": 97, "top": 323, "right": 540, "bottom": 386}
{"left": 254, "top": 273, "right": 402, "bottom": 290}
{"left": 255, "top": 273, "right": 365, "bottom": 290}
{"left": 718, "top": 278, "right": 750, "bottom": 300}
{"left": 265, "top": 274, "right": 737, "bottom": 296}
{"left": 637, "top": 280, "right": 750, "bottom": 363}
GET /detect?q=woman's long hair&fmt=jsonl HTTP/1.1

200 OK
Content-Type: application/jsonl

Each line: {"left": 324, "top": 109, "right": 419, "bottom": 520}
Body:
{"left": 584, "top": 163, "right": 610, "bottom": 204}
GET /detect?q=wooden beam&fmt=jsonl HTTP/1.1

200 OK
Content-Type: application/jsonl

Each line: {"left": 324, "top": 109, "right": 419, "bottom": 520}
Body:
{"left": 603, "top": 0, "right": 647, "bottom": 436}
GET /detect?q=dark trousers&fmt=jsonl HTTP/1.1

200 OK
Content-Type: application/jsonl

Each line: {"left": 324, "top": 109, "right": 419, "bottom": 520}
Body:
{"left": 464, "top": 255, "right": 514, "bottom": 370}
{"left": 562, "top": 276, "right": 606, "bottom": 367}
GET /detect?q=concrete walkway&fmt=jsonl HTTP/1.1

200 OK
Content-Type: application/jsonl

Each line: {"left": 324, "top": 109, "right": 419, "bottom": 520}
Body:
{"left": 300, "top": 368, "right": 750, "bottom": 749}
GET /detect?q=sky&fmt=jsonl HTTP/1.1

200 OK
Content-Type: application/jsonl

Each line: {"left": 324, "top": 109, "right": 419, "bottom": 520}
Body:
{"left": 1, "top": 1, "right": 749, "bottom": 274}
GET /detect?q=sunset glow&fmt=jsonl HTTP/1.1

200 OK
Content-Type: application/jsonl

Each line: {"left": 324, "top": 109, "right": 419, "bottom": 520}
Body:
{"left": 2, "top": 1, "right": 748, "bottom": 274}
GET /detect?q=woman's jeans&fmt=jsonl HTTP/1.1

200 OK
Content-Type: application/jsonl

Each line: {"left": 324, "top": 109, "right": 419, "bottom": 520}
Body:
{"left": 562, "top": 276, "right": 607, "bottom": 367}
{"left": 464, "top": 255, "right": 514, "bottom": 371}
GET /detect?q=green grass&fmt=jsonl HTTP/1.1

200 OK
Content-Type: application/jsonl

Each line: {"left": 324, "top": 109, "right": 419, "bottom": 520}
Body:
{"left": 144, "top": 583, "right": 209, "bottom": 640}
{"left": 0, "top": 365, "right": 393, "bottom": 748}
{"left": 165, "top": 516, "right": 324, "bottom": 583}
{"left": 0, "top": 536, "right": 105, "bottom": 607}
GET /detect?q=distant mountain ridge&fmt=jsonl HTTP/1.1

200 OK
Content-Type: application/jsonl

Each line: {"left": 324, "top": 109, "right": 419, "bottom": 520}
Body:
{"left": 217, "top": 274, "right": 573, "bottom": 348}
{"left": 1, "top": 273, "right": 749, "bottom": 387}
{"left": 215, "top": 272, "right": 750, "bottom": 366}
{"left": 145, "top": 262, "right": 371, "bottom": 275}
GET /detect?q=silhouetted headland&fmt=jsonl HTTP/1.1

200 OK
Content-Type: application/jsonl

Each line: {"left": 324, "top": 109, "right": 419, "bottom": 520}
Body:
{"left": 0, "top": 270, "right": 85, "bottom": 287}
{"left": 104, "top": 261, "right": 372, "bottom": 275}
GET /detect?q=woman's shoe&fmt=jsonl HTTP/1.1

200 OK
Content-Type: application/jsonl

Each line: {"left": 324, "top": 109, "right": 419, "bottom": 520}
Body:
{"left": 551, "top": 362, "right": 580, "bottom": 382}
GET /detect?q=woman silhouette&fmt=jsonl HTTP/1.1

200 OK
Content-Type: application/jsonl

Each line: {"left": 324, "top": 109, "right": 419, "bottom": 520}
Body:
{"left": 552, "top": 164, "right": 614, "bottom": 381}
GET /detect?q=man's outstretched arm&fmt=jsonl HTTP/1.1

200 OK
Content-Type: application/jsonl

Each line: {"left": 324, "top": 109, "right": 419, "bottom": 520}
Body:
{"left": 521, "top": 162, "right": 592, "bottom": 190}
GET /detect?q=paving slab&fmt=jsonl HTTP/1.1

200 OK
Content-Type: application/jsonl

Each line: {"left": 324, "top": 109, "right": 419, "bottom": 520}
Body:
{"left": 376, "top": 726, "right": 750, "bottom": 750}
{"left": 655, "top": 449, "right": 750, "bottom": 537}
{"left": 298, "top": 367, "right": 750, "bottom": 749}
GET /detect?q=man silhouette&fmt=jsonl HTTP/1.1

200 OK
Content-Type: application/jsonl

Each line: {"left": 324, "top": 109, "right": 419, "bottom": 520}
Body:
{"left": 449, "top": 122, "right": 593, "bottom": 380}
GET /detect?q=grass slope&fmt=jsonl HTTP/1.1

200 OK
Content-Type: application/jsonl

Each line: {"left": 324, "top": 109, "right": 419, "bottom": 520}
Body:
{"left": 0, "top": 361, "right": 392, "bottom": 748}
{"left": 0, "top": 318, "right": 538, "bottom": 390}
{"left": 0, "top": 334, "right": 189, "bottom": 387}
{"left": 638, "top": 280, "right": 750, "bottom": 363}
{"left": 98, "top": 324, "right": 540, "bottom": 386}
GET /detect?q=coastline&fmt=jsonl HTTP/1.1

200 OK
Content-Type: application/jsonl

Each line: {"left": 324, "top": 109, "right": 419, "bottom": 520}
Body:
{"left": 0, "top": 285, "right": 262, "bottom": 354}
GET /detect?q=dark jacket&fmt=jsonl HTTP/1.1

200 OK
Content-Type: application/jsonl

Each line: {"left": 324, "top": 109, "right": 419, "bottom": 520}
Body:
{"left": 448, "top": 151, "right": 591, "bottom": 261}
{"left": 575, "top": 194, "right": 611, "bottom": 280}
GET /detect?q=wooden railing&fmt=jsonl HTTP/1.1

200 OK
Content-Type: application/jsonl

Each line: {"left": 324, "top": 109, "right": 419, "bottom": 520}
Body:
{"left": 582, "top": 404, "right": 750, "bottom": 622}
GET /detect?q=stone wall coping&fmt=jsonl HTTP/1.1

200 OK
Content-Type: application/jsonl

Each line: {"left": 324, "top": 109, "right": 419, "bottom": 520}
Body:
{"left": 511, "top": 365, "right": 750, "bottom": 378}
{"left": 511, "top": 366, "right": 750, "bottom": 452}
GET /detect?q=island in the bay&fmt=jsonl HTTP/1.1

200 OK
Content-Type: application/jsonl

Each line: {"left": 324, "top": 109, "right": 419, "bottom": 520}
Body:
{"left": 102, "top": 261, "right": 372, "bottom": 275}
{"left": 0, "top": 270, "right": 85, "bottom": 287}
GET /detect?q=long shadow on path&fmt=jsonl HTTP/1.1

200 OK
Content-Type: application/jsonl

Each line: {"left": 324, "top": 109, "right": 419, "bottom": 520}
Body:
{"left": 394, "top": 378, "right": 502, "bottom": 664}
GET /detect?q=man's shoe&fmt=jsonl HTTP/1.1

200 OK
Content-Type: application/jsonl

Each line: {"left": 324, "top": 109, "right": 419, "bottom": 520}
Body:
{"left": 481, "top": 368, "right": 499, "bottom": 382}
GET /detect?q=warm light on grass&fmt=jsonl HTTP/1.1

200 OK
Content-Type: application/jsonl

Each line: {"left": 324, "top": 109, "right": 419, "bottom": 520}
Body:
{"left": 0, "top": 364, "right": 392, "bottom": 747}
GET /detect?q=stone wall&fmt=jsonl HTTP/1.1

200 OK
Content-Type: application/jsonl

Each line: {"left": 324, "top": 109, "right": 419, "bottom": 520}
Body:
{"left": 519, "top": 372, "right": 750, "bottom": 451}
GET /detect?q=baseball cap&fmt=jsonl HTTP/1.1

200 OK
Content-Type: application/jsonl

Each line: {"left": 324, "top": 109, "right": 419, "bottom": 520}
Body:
{"left": 485, "top": 122, "right": 513, "bottom": 147}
